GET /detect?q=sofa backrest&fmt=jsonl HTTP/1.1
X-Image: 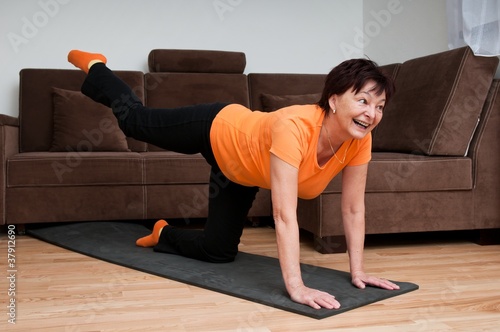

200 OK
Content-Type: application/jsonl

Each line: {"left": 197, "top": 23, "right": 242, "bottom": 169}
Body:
{"left": 145, "top": 49, "right": 250, "bottom": 151}
{"left": 372, "top": 46, "right": 499, "bottom": 156}
{"left": 19, "top": 69, "right": 146, "bottom": 153}
{"left": 377, "top": 62, "right": 400, "bottom": 83}
{"left": 247, "top": 61, "right": 400, "bottom": 113}
{"left": 19, "top": 47, "right": 498, "bottom": 157}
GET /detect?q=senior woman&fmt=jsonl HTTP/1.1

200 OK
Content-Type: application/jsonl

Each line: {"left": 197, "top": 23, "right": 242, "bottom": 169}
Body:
{"left": 67, "top": 50, "right": 399, "bottom": 310}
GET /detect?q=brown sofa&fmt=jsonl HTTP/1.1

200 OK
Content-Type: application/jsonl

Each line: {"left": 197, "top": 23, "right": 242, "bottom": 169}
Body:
{"left": 1, "top": 50, "right": 271, "bottom": 228}
{"left": 1, "top": 47, "right": 499, "bottom": 253}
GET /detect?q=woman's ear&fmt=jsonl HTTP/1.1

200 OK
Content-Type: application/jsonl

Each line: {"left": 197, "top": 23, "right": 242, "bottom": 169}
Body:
{"left": 328, "top": 95, "right": 337, "bottom": 112}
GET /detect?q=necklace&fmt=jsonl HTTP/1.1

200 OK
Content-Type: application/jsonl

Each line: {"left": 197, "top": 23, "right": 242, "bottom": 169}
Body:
{"left": 323, "top": 124, "right": 348, "bottom": 164}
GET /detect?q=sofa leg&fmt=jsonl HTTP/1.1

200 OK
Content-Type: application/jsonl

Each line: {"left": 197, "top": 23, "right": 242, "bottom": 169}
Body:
{"left": 5, "top": 224, "right": 26, "bottom": 235}
{"left": 475, "top": 228, "right": 500, "bottom": 245}
{"left": 313, "top": 235, "right": 347, "bottom": 254}
{"left": 16, "top": 224, "right": 26, "bottom": 235}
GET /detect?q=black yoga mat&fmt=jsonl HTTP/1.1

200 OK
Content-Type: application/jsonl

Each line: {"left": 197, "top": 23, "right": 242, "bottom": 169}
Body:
{"left": 27, "top": 221, "right": 418, "bottom": 319}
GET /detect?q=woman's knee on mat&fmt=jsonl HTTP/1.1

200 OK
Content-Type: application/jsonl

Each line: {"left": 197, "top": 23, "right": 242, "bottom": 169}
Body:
{"left": 202, "top": 242, "right": 239, "bottom": 263}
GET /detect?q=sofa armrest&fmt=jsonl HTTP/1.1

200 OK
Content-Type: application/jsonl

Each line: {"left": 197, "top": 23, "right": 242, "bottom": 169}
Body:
{"left": 0, "top": 114, "right": 19, "bottom": 157}
{"left": 469, "top": 80, "right": 500, "bottom": 229}
{"left": 0, "top": 115, "right": 19, "bottom": 225}
{"left": 0, "top": 114, "right": 19, "bottom": 127}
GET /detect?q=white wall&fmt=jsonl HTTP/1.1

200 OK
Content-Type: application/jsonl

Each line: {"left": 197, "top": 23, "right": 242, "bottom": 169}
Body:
{"left": 362, "top": 0, "right": 449, "bottom": 65}
{"left": 1, "top": 0, "right": 363, "bottom": 117}
{"left": 1, "top": 0, "right": 452, "bottom": 118}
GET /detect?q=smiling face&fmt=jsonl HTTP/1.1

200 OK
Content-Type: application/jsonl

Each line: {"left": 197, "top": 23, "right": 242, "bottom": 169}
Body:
{"left": 327, "top": 80, "right": 386, "bottom": 142}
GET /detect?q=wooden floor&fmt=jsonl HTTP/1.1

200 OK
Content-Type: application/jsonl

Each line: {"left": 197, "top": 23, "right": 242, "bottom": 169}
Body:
{"left": 1, "top": 224, "right": 499, "bottom": 332}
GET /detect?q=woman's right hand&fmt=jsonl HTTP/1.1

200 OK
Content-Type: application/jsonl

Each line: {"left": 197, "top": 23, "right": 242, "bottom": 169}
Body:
{"left": 289, "top": 284, "right": 341, "bottom": 310}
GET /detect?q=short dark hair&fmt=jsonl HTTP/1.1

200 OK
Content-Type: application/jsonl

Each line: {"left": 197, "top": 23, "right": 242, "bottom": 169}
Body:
{"left": 317, "top": 59, "right": 395, "bottom": 112}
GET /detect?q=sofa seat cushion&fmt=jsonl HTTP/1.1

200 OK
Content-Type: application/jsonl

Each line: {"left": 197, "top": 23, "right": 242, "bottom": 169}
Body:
{"left": 142, "top": 152, "right": 211, "bottom": 185}
{"left": 322, "top": 153, "right": 473, "bottom": 193}
{"left": 7, "top": 152, "right": 143, "bottom": 187}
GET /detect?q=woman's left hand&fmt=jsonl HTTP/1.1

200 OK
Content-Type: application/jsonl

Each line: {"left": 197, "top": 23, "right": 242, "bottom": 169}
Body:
{"left": 351, "top": 271, "right": 400, "bottom": 290}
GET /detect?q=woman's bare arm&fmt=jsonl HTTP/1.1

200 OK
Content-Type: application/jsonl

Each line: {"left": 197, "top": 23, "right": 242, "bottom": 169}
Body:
{"left": 341, "top": 164, "right": 400, "bottom": 290}
{"left": 270, "top": 153, "right": 340, "bottom": 309}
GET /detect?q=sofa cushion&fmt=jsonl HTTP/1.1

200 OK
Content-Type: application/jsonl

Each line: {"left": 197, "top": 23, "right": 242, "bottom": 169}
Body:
{"left": 7, "top": 152, "right": 143, "bottom": 186}
{"left": 366, "top": 153, "right": 473, "bottom": 192}
{"left": 148, "top": 49, "right": 246, "bottom": 73}
{"left": 19, "top": 69, "right": 147, "bottom": 153}
{"left": 260, "top": 93, "right": 321, "bottom": 112}
{"left": 248, "top": 73, "right": 326, "bottom": 111}
{"left": 322, "top": 153, "right": 473, "bottom": 193}
{"left": 50, "top": 88, "right": 130, "bottom": 152}
{"left": 372, "top": 47, "right": 499, "bottom": 156}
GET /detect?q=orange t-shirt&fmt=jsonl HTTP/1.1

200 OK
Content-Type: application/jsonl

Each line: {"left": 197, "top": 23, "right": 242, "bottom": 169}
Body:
{"left": 210, "top": 104, "right": 371, "bottom": 199}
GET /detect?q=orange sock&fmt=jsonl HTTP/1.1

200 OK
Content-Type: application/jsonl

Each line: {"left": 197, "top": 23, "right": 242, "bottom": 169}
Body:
{"left": 136, "top": 219, "right": 168, "bottom": 247}
{"left": 67, "top": 50, "right": 107, "bottom": 73}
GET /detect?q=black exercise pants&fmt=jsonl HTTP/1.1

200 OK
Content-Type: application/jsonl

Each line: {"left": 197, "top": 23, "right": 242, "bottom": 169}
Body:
{"left": 82, "top": 63, "right": 259, "bottom": 263}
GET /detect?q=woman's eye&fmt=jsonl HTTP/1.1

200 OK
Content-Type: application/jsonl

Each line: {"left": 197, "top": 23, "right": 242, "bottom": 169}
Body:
{"left": 359, "top": 99, "right": 367, "bottom": 104}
